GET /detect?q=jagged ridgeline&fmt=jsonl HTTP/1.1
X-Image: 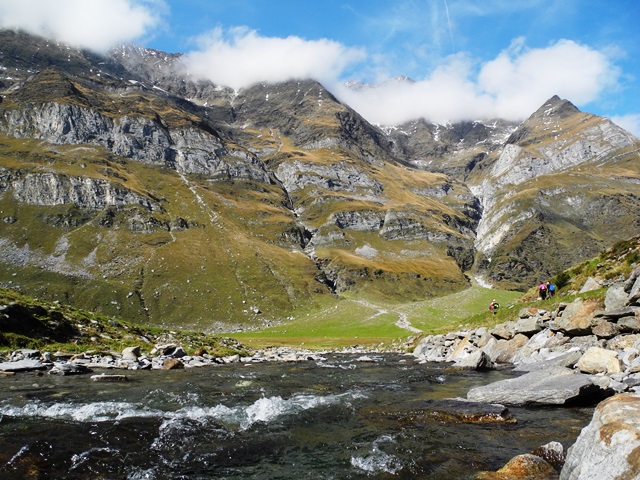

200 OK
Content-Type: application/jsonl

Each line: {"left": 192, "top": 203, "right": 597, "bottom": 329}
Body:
{"left": 0, "top": 30, "right": 639, "bottom": 330}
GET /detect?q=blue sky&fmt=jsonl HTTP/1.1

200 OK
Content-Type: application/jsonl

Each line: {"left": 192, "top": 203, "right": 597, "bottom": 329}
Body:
{"left": 1, "top": 0, "right": 639, "bottom": 134}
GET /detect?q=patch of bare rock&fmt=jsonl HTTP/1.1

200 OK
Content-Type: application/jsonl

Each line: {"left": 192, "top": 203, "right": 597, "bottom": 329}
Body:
{"left": 414, "top": 265, "right": 640, "bottom": 479}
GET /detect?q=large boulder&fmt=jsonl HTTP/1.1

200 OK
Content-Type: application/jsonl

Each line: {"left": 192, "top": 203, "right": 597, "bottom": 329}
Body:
{"left": 453, "top": 350, "right": 495, "bottom": 370}
{"left": 576, "top": 347, "right": 622, "bottom": 374}
{"left": 467, "top": 366, "right": 607, "bottom": 406}
{"left": 490, "top": 321, "right": 517, "bottom": 340}
{"left": 482, "top": 334, "right": 528, "bottom": 364}
{"left": 579, "top": 277, "right": 601, "bottom": 293}
{"left": 560, "top": 393, "right": 640, "bottom": 480}
{"left": 604, "top": 283, "right": 629, "bottom": 311}
{"left": 553, "top": 299, "right": 598, "bottom": 336}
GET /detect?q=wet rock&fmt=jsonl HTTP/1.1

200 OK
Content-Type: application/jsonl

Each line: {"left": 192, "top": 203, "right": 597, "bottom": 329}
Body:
{"left": 531, "top": 441, "right": 565, "bottom": 472}
{"left": 406, "top": 398, "right": 515, "bottom": 424}
{"left": 91, "top": 374, "right": 128, "bottom": 382}
{"left": 560, "top": 393, "right": 640, "bottom": 480}
{"left": 475, "top": 453, "right": 557, "bottom": 479}
{"left": 49, "top": 362, "right": 92, "bottom": 375}
{"left": 467, "top": 366, "right": 607, "bottom": 406}
{"left": 162, "top": 358, "right": 184, "bottom": 370}
{"left": 576, "top": 347, "right": 622, "bottom": 374}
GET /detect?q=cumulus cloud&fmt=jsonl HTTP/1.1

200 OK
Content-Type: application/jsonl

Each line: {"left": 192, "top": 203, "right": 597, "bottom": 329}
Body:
{"left": 611, "top": 114, "right": 640, "bottom": 138}
{"left": 181, "top": 29, "right": 619, "bottom": 126}
{"left": 0, "top": 0, "right": 163, "bottom": 52}
{"left": 183, "top": 27, "right": 366, "bottom": 90}
{"left": 337, "top": 39, "right": 619, "bottom": 125}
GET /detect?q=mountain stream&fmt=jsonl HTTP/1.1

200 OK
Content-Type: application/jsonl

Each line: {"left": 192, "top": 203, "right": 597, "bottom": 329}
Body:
{"left": 0, "top": 354, "right": 592, "bottom": 479}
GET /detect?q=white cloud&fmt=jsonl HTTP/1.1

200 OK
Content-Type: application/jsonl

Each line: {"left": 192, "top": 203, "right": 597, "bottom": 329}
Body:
{"left": 183, "top": 27, "right": 366, "bottom": 90}
{"left": 611, "top": 114, "right": 640, "bottom": 138}
{"left": 478, "top": 38, "right": 618, "bottom": 120}
{"left": 336, "top": 39, "right": 620, "bottom": 125}
{"left": 0, "top": 0, "right": 163, "bottom": 52}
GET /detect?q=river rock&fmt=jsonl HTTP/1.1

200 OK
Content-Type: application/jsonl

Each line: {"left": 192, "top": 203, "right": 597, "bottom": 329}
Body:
{"left": 531, "top": 441, "right": 565, "bottom": 472}
{"left": 553, "top": 298, "right": 597, "bottom": 336}
{"left": 576, "top": 347, "right": 622, "bottom": 374}
{"left": 490, "top": 321, "right": 517, "bottom": 340}
{"left": 9, "top": 349, "right": 42, "bottom": 361}
{"left": 453, "top": 350, "right": 494, "bottom": 370}
{"left": 122, "top": 346, "right": 141, "bottom": 361}
{"left": 474, "top": 453, "right": 557, "bottom": 479}
{"left": 91, "top": 374, "right": 128, "bottom": 382}
{"left": 447, "top": 335, "right": 475, "bottom": 362}
{"left": 512, "top": 350, "right": 583, "bottom": 373}
{"left": 49, "top": 362, "right": 92, "bottom": 375}
{"left": 162, "top": 358, "right": 184, "bottom": 370}
{"left": 484, "top": 334, "right": 528, "bottom": 364}
{"left": 466, "top": 366, "right": 606, "bottom": 406}
{"left": 0, "top": 358, "right": 48, "bottom": 372}
{"left": 514, "top": 316, "right": 542, "bottom": 336}
{"left": 560, "top": 393, "right": 640, "bottom": 480}
{"left": 408, "top": 398, "right": 515, "bottom": 424}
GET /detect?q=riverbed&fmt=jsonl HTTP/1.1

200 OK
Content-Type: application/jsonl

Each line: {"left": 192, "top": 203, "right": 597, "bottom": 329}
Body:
{"left": 0, "top": 354, "right": 593, "bottom": 479}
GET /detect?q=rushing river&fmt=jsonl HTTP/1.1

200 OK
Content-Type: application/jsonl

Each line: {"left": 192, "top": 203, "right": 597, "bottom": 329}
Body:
{"left": 0, "top": 354, "right": 593, "bottom": 479}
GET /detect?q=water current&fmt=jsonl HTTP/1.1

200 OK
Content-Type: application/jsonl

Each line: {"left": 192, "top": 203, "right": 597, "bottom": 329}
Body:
{"left": 0, "top": 354, "right": 593, "bottom": 479}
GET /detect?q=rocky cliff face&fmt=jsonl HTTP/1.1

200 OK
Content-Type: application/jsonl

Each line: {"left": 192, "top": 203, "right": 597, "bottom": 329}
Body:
{"left": 467, "top": 96, "right": 640, "bottom": 289}
{"left": 0, "top": 29, "right": 639, "bottom": 329}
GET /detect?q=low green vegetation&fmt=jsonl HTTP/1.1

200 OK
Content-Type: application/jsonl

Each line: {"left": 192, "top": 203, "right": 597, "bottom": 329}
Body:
{"left": 0, "top": 288, "right": 249, "bottom": 357}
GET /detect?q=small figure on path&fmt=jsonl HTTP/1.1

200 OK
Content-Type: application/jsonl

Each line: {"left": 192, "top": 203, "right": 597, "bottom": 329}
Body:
{"left": 547, "top": 282, "right": 556, "bottom": 298}
{"left": 489, "top": 299, "right": 500, "bottom": 314}
{"left": 539, "top": 282, "right": 548, "bottom": 300}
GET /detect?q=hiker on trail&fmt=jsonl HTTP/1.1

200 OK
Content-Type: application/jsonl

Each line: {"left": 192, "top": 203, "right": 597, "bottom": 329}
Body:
{"left": 547, "top": 282, "right": 556, "bottom": 298}
{"left": 539, "top": 282, "right": 548, "bottom": 300}
{"left": 489, "top": 299, "right": 500, "bottom": 314}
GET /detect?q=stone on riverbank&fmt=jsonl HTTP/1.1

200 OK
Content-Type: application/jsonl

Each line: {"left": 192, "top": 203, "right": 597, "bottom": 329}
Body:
{"left": 559, "top": 393, "right": 640, "bottom": 480}
{"left": 0, "top": 358, "right": 48, "bottom": 372}
{"left": 466, "top": 366, "right": 604, "bottom": 406}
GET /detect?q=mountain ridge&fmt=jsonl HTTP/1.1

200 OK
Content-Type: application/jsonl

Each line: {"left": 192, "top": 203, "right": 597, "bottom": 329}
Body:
{"left": 0, "top": 29, "right": 638, "bottom": 331}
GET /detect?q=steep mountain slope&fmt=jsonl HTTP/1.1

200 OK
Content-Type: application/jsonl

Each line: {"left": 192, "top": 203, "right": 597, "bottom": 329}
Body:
{"left": 0, "top": 30, "right": 482, "bottom": 331}
{"left": 0, "top": 29, "right": 638, "bottom": 332}
{"left": 467, "top": 96, "right": 640, "bottom": 289}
